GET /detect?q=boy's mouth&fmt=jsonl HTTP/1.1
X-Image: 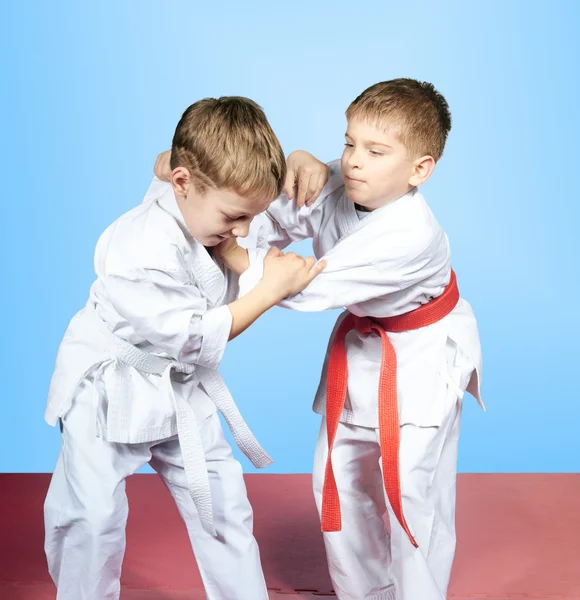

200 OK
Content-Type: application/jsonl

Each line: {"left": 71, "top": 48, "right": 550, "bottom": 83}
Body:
{"left": 345, "top": 175, "right": 365, "bottom": 184}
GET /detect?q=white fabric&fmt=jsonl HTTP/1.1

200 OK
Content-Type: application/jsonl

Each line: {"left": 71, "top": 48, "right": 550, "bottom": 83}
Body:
{"left": 44, "top": 374, "right": 269, "bottom": 600}
{"left": 50, "top": 303, "right": 271, "bottom": 536}
{"left": 239, "top": 161, "right": 484, "bottom": 598}
{"left": 312, "top": 342, "right": 469, "bottom": 600}
{"left": 241, "top": 160, "right": 483, "bottom": 428}
{"left": 45, "top": 177, "right": 235, "bottom": 435}
{"left": 44, "top": 177, "right": 272, "bottom": 535}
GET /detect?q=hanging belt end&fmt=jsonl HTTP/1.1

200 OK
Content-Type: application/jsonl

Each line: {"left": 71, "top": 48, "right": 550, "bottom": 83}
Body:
{"left": 200, "top": 519, "right": 218, "bottom": 538}
{"left": 321, "top": 523, "right": 343, "bottom": 533}
{"left": 247, "top": 447, "right": 273, "bottom": 469}
{"left": 257, "top": 456, "right": 274, "bottom": 468}
{"left": 321, "top": 510, "right": 343, "bottom": 533}
{"left": 404, "top": 526, "right": 419, "bottom": 548}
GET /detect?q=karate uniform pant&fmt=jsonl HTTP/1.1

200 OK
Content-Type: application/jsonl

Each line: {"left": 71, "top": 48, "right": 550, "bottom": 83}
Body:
{"left": 313, "top": 392, "right": 464, "bottom": 600}
{"left": 44, "top": 377, "right": 268, "bottom": 600}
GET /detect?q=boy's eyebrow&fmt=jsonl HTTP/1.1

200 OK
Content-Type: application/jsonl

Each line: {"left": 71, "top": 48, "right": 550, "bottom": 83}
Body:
{"left": 367, "top": 141, "right": 392, "bottom": 149}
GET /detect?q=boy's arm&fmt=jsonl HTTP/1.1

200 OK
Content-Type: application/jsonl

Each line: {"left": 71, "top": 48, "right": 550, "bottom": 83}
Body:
{"left": 228, "top": 249, "right": 325, "bottom": 337}
{"left": 211, "top": 238, "right": 250, "bottom": 274}
{"left": 102, "top": 250, "right": 326, "bottom": 368}
{"left": 278, "top": 258, "right": 401, "bottom": 312}
{"left": 242, "top": 225, "right": 436, "bottom": 312}
{"left": 104, "top": 269, "right": 233, "bottom": 370}
{"left": 241, "top": 158, "right": 343, "bottom": 252}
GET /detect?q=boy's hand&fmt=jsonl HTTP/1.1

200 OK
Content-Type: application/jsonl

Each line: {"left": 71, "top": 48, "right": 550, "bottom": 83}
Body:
{"left": 226, "top": 247, "right": 325, "bottom": 341}
{"left": 284, "top": 150, "right": 329, "bottom": 208}
{"left": 212, "top": 238, "right": 250, "bottom": 275}
{"left": 154, "top": 150, "right": 172, "bottom": 182}
{"left": 260, "top": 247, "right": 326, "bottom": 300}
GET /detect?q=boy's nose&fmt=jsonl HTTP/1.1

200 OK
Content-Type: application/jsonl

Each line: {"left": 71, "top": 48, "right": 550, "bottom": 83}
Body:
{"left": 347, "top": 152, "right": 363, "bottom": 170}
{"left": 232, "top": 222, "right": 250, "bottom": 238}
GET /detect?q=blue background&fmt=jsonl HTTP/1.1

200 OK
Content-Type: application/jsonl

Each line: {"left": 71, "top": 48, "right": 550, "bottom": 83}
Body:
{"left": 1, "top": 1, "right": 578, "bottom": 473}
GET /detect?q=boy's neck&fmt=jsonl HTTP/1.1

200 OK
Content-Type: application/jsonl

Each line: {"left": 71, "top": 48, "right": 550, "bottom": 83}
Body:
{"left": 355, "top": 185, "right": 418, "bottom": 213}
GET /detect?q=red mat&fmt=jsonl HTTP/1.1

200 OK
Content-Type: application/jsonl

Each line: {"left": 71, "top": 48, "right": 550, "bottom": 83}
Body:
{"left": 1, "top": 473, "right": 579, "bottom": 599}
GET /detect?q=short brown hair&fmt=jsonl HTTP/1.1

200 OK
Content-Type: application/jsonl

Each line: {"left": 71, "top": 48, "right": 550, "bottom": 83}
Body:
{"left": 346, "top": 79, "right": 452, "bottom": 161}
{"left": 170, "top": 96, "right": 286, "bottom": 200}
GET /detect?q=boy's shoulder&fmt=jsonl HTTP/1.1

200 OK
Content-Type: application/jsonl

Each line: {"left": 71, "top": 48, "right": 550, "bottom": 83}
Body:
{"left": 389, "top": 189, "right": 448, "bottom": 260}
{"left": 376, "top": 188, "right": 441, "bottom": 235}
{"left": 96, "top": 183, "right": 189, "bottom": 275}
{"left": 349, "top": 189, "right": 446, "bottom": 265}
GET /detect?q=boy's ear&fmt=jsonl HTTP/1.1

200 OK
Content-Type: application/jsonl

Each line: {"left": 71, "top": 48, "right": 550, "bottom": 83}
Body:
{"left": 171, "top": 166, "right": 192, "bottom": 197}
{"left": 408, "top": 155, "right": 435, "bottom": 187}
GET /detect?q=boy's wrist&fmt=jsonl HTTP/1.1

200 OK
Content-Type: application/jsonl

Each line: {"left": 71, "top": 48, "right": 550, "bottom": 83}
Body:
{"left": 253, "top": 279, "right": 283, "bottom": 306}
{"left": 215, "top": 242, "right": 250, "bottom": 275}
{"left": 228, "top": 246, "right": 250, "bottom": 274}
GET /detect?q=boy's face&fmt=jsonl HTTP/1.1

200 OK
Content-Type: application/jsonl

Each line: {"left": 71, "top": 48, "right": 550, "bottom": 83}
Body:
{"left": 174, "top": 179, "right": 270, "bottom": 247}
{"left": 341, "top": 117, "right": 417, "bottom": 210}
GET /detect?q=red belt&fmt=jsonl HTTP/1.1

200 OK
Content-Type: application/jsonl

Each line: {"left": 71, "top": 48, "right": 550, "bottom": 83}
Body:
{"left": 321, "top": 271, "right": 460, "bottom": 548}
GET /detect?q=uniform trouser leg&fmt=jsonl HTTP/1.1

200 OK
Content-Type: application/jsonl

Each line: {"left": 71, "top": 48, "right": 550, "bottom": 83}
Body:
{"left": 44, "top": 378, "right": 153, "bottom": 600}
{"left": 312, "top": 394, "right": 462, "bottom": 600}
{"left": 390, "top": 398, "right": 462, "bottom": 600}
{"left": 312, "top": 420, "right": 396, "bottom": 600}
{"left": 149, "top": 412, "right": 269, "bottom": 600}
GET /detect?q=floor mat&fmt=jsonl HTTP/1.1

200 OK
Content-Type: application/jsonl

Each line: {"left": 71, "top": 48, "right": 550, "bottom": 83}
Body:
{"left": 0, "top": 473, "right": 578, "bottom": 598}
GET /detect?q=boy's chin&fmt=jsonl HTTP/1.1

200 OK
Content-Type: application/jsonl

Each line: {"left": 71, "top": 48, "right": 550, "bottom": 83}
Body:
{"left": 203, "top": 234, "right": 229, "bottom": 247}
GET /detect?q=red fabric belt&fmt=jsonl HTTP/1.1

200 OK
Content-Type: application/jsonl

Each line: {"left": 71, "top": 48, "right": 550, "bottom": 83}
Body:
{"left": 321, "top": 271, "right": 460, "bottom": 548}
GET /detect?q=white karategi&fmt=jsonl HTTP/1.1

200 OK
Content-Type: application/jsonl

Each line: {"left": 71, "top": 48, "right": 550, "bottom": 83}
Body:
{"left": 240, "top": 160, "right": 484, "bottom": 600}
{"left": 44, "top": 178, "right": 271, "bottom": 600}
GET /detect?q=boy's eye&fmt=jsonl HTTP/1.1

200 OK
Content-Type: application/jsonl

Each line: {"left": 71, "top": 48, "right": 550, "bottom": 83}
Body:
{"left": 344, "top": 143, "right": 354, "bottom": 148}
{"left": 369, "top": 150, "right": 383, "bottom": 157}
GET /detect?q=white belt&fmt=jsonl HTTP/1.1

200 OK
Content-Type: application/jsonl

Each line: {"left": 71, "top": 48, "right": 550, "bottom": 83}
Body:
{"left": 87, "top": 306, "right": 272, "bottom": 536}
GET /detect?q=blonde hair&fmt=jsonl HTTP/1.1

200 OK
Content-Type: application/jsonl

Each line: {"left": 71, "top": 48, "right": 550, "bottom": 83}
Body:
{"left": 346, "top": 78, "right": 452, "bottom": 161}
{"left": 170, "top": 96, "right": 286, "bottom": 200}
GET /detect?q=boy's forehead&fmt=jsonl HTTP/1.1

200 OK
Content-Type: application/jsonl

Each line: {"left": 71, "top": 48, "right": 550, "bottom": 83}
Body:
{"left": 346, "top": 117, "right": 402, "bottom": 144}
{"left": 218, "top": 189, "right": 270, "bottom": 213}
